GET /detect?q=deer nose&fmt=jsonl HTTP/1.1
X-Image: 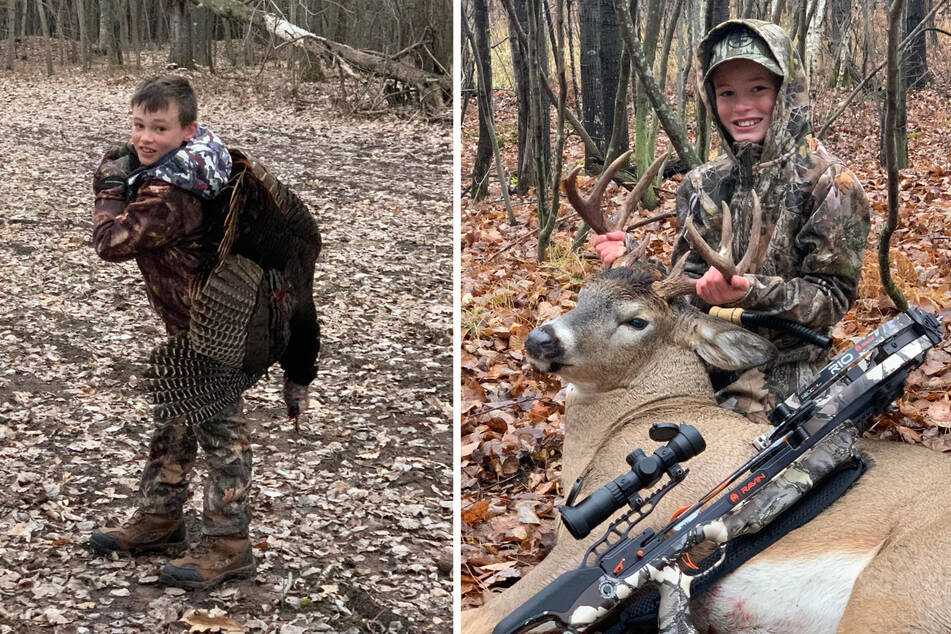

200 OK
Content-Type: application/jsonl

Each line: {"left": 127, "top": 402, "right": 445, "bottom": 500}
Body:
{"left": 525, "top": 324, "right": 563, "bottom": 361}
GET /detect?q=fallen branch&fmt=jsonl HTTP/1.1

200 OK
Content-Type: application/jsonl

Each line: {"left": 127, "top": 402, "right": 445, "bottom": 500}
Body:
{"left": 193, "top": 0, "right": 450, "bottom": 108}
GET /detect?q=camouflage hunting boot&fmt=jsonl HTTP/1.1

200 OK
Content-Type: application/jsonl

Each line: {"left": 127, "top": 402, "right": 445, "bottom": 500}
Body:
{"left": 159, "top": 534, "right": 255, "bottom": 590}
{"left": 89, "top": 510, "right": 186, "bottom": 555}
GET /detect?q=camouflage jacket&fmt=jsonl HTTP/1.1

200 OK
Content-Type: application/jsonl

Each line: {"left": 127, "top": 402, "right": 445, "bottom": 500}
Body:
{"left": 671, "top": 20, "right": 870, "bottom": 356}
{"left": 92, "top": 125, "right": 232, "bottom": 335}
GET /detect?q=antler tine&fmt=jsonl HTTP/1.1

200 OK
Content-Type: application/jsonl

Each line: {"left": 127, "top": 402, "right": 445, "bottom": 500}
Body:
{"left": 611, "top": 233, "right": 651, "bottom": 270}
{"left": 651, "top": 252, "right": 695, "bottom": 300}
{"left": 613, "top": 150, "right": 670, "bottom": 232}
{"left": 564, "top": 149, "right": 634, "bottom": 235}
{"left": 683, "top": 215, "right": 738, "bottom": 282}
{"left": 734, "top": 189, "right": 763, "bottom": 275}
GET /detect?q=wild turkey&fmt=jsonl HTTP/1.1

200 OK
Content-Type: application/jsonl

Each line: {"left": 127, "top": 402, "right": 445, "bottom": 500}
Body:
{"left": 144, "top": 149, "right": 321, "bottom": 425}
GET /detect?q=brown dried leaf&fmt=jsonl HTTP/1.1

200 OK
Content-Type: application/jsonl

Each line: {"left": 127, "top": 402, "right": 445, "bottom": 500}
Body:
{"left": 462, "top": 500, "right": 490, "bottom": 525}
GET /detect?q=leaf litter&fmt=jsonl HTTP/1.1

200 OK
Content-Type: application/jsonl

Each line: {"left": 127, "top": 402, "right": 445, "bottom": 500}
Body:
{"left": 0, "top": 51, "right": 451, "bottom": 632}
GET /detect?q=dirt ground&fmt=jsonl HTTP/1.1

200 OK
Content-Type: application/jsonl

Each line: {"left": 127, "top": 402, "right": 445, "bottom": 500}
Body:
{"left": 0, "top": 58, "right": 452, "bottom": 632}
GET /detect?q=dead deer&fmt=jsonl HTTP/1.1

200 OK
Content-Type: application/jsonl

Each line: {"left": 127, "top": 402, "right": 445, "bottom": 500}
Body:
{"left": 463, "top": 157, "right": 951, "bottom": 633}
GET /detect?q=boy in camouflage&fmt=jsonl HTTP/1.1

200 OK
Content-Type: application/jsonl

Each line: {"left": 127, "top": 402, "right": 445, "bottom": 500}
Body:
{"left": 88, "top": 76, "right": 256, "bottom": 590}
{"left": 593, "top": 20, "right": 870, "bottom": 423}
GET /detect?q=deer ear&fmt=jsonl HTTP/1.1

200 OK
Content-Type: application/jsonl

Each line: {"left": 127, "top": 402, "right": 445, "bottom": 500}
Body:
{"left": 676, "top": 311, "right": 777, "bottom": 371}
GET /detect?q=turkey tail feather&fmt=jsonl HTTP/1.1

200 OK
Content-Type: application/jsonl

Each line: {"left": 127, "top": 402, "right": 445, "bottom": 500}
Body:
{"left": 145, "top": 335, "right": 262, "bottom": 425}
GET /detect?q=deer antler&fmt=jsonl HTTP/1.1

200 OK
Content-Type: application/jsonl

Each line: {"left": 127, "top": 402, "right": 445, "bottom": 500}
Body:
{"left": 564, "top": 149, "right": 670, "bottom": 267}
{"left": 653, "top": 190, "right": 763, "bottom": 301}
{"left": 564, "top": 150, "right": 633, "bottom": 235}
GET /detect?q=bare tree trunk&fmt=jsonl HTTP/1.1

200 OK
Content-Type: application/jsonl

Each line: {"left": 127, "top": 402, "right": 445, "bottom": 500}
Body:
{"left": 566, "top": 0, "right": 581, "bottom": 119}
{"left": 695, "top": 0, "right": 727, "bottom": 162}
{"left": 100, "top": 0, "right": 121, "bottom": 63}
{"left": 904, "top": 0, "right": 929, "bottom": 88}
{"left": 771, "top": 0, "right": 787, "bottom": 21}
{"left": 880, "top": 0, "right": 908, "bottom": 311}
{"left": 633, "top": 0, "right": 663, "bottom": 210}
{"left": 193, "top": 5, "right": 213, "bottom": 68}
{"left": 469, "top": 0, "right": 493, "bottom": 201}
{"left": 540, "top": 0, "right": 568, "bottom": 260}
{"left": 508, "top": 0, "right": 538, "bottom": 192}
{"left": 168, "top": 0, "right": 194, "bottom": 67}
{"left": 579, "top": 0, "right": 605, "bottom": 169}
{"left": 5, "top": 0, "right": 13, "bottom": 70}
{"left": 75, "top": 0, "right": 88, "bottom": 69}
{"left": 35, "top": 0, "right": 52, "bottom": 74}
{"left": 117, "top": 0, "right": 129, "bottom": 62}
{"left": 223, "top": 17, "right": 235, "bottom": 65}
{"left": 131, "top": 0, "right": 141, "bottom": 66}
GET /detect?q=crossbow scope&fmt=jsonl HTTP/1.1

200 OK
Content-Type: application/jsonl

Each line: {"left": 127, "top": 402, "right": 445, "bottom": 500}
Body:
{"left": 558, "top": 423, "right": 706, "bottom": 539}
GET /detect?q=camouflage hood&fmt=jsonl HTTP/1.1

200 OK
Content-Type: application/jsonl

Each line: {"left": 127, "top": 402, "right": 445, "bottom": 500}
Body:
{"left": 130, "top": 123, "right": 232, "bottom": 200}
{"left": 697, "top": 19, "right": 811, "bottom": 167}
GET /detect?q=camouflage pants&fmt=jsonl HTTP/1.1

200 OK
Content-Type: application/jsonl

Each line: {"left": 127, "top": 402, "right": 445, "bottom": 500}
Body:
{"left": 137, "top": 398, "right": 252, "bottom": 536}
{"left": 715, "top": 353, "right": 828, "bottom": 425}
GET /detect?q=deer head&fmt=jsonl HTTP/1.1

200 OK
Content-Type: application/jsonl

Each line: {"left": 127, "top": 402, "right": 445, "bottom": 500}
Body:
{"left": 526, "top": 162, "right": 775, "bottom": 392}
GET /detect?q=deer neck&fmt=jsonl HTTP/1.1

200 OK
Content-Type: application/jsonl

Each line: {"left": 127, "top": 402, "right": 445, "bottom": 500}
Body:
{"left": 561, "top": 344, "right": 717, "bottom": 493}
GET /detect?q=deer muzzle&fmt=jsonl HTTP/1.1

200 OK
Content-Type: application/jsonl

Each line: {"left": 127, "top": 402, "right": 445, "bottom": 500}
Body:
{"left": 525, "top": 324, "right": 566, "bottom": 373}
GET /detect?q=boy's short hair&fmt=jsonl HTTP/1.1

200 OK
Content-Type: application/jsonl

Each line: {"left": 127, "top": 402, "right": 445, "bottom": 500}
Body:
{"left": 131, "top": 75, "right": 197, "bottom": 126}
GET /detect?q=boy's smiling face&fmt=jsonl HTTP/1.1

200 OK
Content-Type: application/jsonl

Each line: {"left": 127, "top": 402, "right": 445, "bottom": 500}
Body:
{"left": 130, "top": 102, "right": 197, "bottom": 166}
{"left": 711, "top": 59, "right": 779, "bottom": 144}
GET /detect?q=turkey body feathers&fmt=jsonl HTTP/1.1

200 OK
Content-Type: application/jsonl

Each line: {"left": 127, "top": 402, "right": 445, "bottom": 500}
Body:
{"left": 145, "top": 150, "right": 321, "bottom": 424}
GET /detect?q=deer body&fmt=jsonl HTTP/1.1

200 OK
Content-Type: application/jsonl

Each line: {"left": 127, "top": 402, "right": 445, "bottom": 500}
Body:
{"left": 463, "top": 273, "right": 951, "bottom": 633}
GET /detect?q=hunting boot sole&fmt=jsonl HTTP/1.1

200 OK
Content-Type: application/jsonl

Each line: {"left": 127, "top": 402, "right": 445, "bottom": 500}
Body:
{"left": 89, "top": 519, "right": 187, "bottom": 556}
{"left": 158, "top": 556, "right": 256, "bottom": 591}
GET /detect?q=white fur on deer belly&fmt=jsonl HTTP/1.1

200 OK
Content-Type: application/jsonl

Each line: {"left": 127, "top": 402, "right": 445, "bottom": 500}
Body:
{"left": 692, "top": 551, "right": 876, "bottom": 633}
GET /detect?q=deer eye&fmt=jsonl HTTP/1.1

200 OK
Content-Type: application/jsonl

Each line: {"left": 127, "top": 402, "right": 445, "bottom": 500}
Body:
{"left": 627, "top": 318, "right": 649, "bottom": 330}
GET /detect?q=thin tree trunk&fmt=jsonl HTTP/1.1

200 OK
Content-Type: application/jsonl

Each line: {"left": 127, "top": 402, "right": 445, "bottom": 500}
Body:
{"left": 117, "top": 0, "right": 129, "bottom": 63}
{"left": 633, "top": 0, "right": 663, "bottom": 210}
{"left": 469, "top": 0, "right": 494, "bottom": 201}
{"left": 566, "top": 0, "right": 581, "bottom": 120}
{"left": 880, "top": 0, "right": 908, "bottom": 311}
{"left": 541, "top": 0, "right": 568, "bottom": 260}
{"left": 5, "top": 0, "right": 13, "bottom": 70}
{"left": 696, "top": 0, "right": 725, "bottom": 162}
{"left": 771, "top": 0, "right": 786, "bottom": 22}
{"left": 75, "top": 0, "right": 88, "bottom": 69}
{"left": 131, "top": 0, "right": 141, "bottom": 66}
{"left": 35, "top": 0, "right": 52, "bottom": 74}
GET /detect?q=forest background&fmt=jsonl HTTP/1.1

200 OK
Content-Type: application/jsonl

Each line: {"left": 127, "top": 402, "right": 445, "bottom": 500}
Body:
{"left": 460, "top": 0, "right": 951, "bottom": 610}
{"left": 0, "top": 1, "right": 453, "bottom": 632}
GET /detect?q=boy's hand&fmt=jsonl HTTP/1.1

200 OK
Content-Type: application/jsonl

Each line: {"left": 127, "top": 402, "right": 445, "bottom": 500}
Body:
{"left": 93, "top": 154, "right": 131, "bottom": 194}
{"left": 696, "top": 267, "right": 750, "bottom": 305}
{"left": 590, "top": 231, "right": 627, "bottom": 267}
